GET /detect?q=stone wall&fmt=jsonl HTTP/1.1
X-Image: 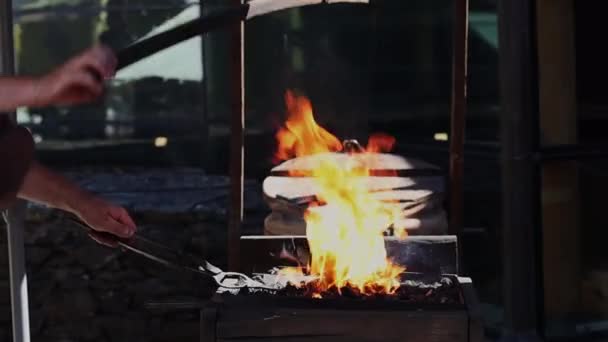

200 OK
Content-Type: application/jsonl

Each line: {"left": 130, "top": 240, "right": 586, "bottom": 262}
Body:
{"left": 0, "top": 168, "right": 269, "bottom": 342}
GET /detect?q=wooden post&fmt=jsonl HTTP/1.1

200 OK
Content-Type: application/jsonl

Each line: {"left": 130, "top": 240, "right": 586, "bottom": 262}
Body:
{"left": 536, "top": 0, "right": 580, "bottom": 334}
{"left": 498, "top": 0, "right": 543, "bottom": 339}
{"left": 448, "top": 0, "right": 469, "bottom": 239}
{"left": 228, "top": 0, "right": 245, "bottom": 271}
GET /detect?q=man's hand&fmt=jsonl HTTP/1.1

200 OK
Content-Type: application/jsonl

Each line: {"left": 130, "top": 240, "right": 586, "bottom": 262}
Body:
{"left": 18, "top": 162, "right": 137, "bottom": 248}
{"left": 34, "top": 44, "right": 117, "bottom": 107}
{"left": 72, "top": 193, "right": 137, "bottom": 240}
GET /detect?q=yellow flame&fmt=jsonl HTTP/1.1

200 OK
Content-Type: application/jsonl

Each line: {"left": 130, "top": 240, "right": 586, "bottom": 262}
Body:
{"left": 275, "top": 90, "right": 406, "bottom": 296}
{"left": 275, "top": 91, "right": 342, "bottom": 161}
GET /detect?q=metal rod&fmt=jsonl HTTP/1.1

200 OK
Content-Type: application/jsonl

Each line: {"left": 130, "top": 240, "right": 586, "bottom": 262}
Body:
{"left": 4, "top": 203, "right": 31, "bottom": 342}
{"left": 115, "top": 5, "right": 249, "bottom": 70}
{"left": 228, "top": 0, "right": 245, "bottom": 271}
{"left": 199, "top": 1, "right": 211, "bottom": 171}
{"left": 448, "top": 0, "right": 469, "bottom": 238}
{"left": 498, "top": 0, "right": 543, "bottom": 339}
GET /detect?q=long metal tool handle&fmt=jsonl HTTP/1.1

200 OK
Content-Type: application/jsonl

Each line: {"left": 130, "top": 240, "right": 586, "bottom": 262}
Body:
{"left": 62, "top": 213, "right": 218, "bottom": 278}
{"left": 115, "top": 5, "right": 250, "bottom": 70}
{"left": 113, "top": 0, "right": 370, "bottom": 70}
{"left": 62, "top": 216, "right": 274, "bottom": 290}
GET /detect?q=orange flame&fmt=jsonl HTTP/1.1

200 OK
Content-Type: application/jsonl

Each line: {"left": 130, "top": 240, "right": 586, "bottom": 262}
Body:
{"left": 275, "top": 90, "right": 406, "bottom": 296}
{"left": 366, "top": 133, "right": 396, "bottom": 154}
{"left": 275, "top": 91, "right": 342, "bottom": 161}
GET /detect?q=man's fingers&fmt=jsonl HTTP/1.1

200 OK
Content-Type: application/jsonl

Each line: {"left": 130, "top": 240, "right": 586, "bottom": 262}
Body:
{"left": 67, "top": 71, "right": 103, "bottom": 97}
{"left": 99, "top": 216, "right": 134, "bottom": 238}
{"left": 97, "top": 44, "right": 118, "bottom": 74}
{"left": 73, "top": 45, "right": 116, "bottom": 78}
{"left": 118, "top": 208, "right": 137, "bottom": 231}
{"left": 70, "top": 55, "right": 106, "bottom": 80}
{"left": 108, "top": 207, "right": 137, "bottom": 234}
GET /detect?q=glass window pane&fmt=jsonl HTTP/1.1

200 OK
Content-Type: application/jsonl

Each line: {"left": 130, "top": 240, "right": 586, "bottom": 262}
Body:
{"left": 463, "top": 0, "right": 502, "bottom": 333}
{"left": 542, "top": 159, "right": 608, "bottom": 337}
{"left": 468, "top": 0, "right": 499, "bottom": 142}
{"left": 14, "top": 0, "right": 206, "bottom": 167}
{"left": 576, "top": 2, "right": 608, "bottom": 145}
{"left": 243, "top": 0, "right": 455, "bottom": 173}
{"left": 542, "top": 2, "right": 608, "bottom": 337}
{"left": 244, "top": 0, "right": 503, "bottom": 323}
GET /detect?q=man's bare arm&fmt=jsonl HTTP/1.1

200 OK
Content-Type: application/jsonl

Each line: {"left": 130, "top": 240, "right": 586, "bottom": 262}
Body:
{"left": 18, "top": 162, "right": 136, "bottom": 238}
{"left": 0, "top": 77, "right": 40, "bottom": 112}
{"left": 1, "top": 44, "right": 134, "bottom": 242}
{"left": 18, "top": 161, "right": 88, "bottom": 213}
{"left": 0, "top": 44, "right": 115, "bottom": 112}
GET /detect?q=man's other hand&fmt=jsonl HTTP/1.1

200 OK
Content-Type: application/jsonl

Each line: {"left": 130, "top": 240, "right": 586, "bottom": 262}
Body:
{"left": 34, "top": 44, "right": 117, "bottom": 107}
{"left": 72, "top": 193, "right": 137, "bottom": 245}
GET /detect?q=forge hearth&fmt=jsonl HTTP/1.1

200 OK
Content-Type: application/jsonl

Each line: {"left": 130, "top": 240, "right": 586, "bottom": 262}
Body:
{"left": 200, "top": 274, "right": 481, "bottom": 342}
{"left": 191, "top": 236, "right": 482, "bottom": 342}
{"left": 144, "top": 235, "right": 481, "bottom": 342}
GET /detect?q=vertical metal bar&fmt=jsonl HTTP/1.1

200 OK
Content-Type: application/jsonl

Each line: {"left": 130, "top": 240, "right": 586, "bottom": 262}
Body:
{"left": 448, "top": 0, "right": 469, "bottom": 238}
{"left": 199, "top": 1, "right": 212, "bottom": 174}
{"left": 1, "top": 1, "right": 32, "bottom": 341}
{"left": 498, "top": 0, "right": 543, "bottom": 340}
{"left": 3, "top": 205, "right": 31, "bottom": 342}
{"left": 228, "top": 0, "right": 244, "bottom": 271}
{"left": 199, "top": 0, "right": 210, "bottom": 170}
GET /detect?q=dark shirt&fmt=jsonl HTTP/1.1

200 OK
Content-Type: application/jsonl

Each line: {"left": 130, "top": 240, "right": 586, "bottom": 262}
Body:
{"left": 0, "top": 114, "right": 33, "bottom": 209}
{"left": 0, "top": 113, "right": 11, "bottom": 131}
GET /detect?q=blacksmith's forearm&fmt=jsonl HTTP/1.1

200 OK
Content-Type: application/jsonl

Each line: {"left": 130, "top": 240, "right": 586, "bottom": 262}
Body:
{"left": 18, "top": 161, "right": 89, "bottom": 214}
{"left": 0, "top": 77, "right": 41, "bottom": 111}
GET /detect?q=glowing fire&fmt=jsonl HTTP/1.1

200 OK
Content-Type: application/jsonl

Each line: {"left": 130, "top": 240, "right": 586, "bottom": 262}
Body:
{"left": 275, "top": 90, "right": 407, "bottom": 296}
{"left": 275, "top": 91, "right": 342, "bottom": 161}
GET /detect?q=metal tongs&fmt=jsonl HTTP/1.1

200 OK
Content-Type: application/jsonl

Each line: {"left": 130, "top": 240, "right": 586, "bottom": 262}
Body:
{"left": 63, "top": 214, "right": 278, "bottom": 291}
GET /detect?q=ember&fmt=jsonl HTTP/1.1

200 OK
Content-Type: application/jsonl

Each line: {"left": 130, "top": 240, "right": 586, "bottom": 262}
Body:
{"left": 238, "top": 277, "right": 462, "bottom": 305}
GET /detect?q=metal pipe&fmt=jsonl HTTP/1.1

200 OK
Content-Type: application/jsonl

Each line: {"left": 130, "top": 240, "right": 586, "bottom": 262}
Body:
{"left": 1, "top": 0, "right": 32, "bottom": 341}
{"left": 199, "top": 1, "right": 211, "bottom": 171}
{"left": 3, "top": 204, "right": 31, "bottom": 342}
{"left": 498, "top": 0, "right": 543, "bottom": 340}
{"left": 228, "top": 0, "right": 245, "bottom": 271}
{"left": 448, "top": 0, "right": 469, "bottom": 241}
